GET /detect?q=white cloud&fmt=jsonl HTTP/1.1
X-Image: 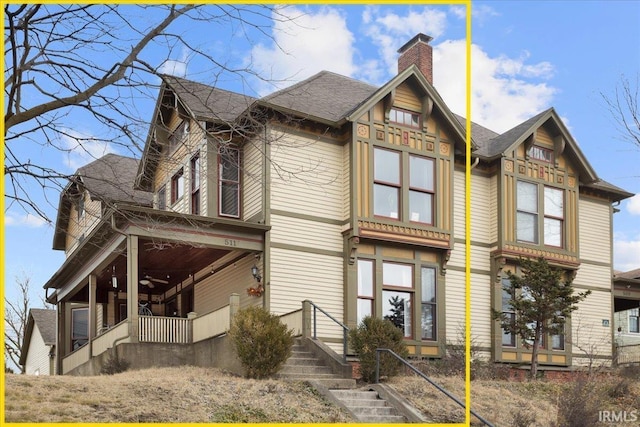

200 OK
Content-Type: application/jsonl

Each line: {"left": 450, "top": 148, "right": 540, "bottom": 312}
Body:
{"left": 626, "top": 193, "right": 640, "bottom": 215}
{"left": 449, "top": 6, "right": 466, "bottom": 20}
{"left": 158, "top": 47, "right": 189, "bottom": 77}
{"left": 60, "top": 128, "right": 118, "bottom": 170}
{"left": 248, "top": 6, "right": 355, "bottom": 95}
{"left": 5, "top": 213, "right": 48, "bottom": 228}
{"left": 361, "top": 6, "right": 448, "bottom": 83}
{"left": 614, "top": 235, "right": 640, "bottom": 272}
{"left": 433, "top": 39, "right": 557, "bottom": 133}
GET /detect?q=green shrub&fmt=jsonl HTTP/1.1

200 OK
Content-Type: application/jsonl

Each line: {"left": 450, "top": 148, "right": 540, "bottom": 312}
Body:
{"left": 229, "top": 306, "right": 294, "bottom": 379}
{"left": 349, "top": 316, "right": 408, "bottom": 382}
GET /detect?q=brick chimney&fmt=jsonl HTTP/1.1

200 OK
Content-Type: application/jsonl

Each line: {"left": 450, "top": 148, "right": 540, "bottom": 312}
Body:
{"left": 397, "top": 33, "right": 434, "bottom": 84}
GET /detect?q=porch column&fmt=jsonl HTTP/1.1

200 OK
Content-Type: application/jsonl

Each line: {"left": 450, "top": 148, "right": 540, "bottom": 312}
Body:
{"left": 88, "top": 273, "right": 97, "bottom": 357}
{"left": 56, "top": 301, "right": 66, "bottom": 375}
{"left": 127, "top": 235, "right": 139, "bottom": 343}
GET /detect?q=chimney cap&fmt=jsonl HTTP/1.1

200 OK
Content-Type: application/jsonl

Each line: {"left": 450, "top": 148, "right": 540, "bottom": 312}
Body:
{"left": 397, "top": 33, "right": 434, "bottom": 54}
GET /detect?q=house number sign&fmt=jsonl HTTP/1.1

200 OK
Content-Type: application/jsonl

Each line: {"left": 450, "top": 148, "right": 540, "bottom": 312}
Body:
{"left": 224, "top": 239, "right": 239, "bottom": 247}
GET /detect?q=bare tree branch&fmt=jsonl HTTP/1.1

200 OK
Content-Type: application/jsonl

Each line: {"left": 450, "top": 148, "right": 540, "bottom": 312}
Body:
{"left": 601, "top": 73, "right": 640, "bottom": 149}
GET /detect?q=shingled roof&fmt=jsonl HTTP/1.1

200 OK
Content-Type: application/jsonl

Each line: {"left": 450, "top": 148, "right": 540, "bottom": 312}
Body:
{"left": 259, "top": 71, "right": 378, "bottom": 125}
{"left": 163, "top": 75, "right": 256, "bottom": 123}
{"left": 53, "top": 154, "right": 152, "bottom": 250}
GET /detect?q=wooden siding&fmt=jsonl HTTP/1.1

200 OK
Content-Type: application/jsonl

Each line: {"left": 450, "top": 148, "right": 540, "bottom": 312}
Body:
{"left": 269, "top": 131, "right": 345, "bottom": 221}
{"left": 453, "top": 170, "right": 493, "bottom": 244}
{"left": 65, "top": 193, "right": 101, "bottom": 255}
{"left": 194, "top": 254, "right": 260, "bottom": 315}
{"left": 343, "top": 142, "right": 350, "bottom": 221}
{"left": 448, "top": 245, "right": 492, "bottom": 272}
{"left": 571, "top": 290, "right": 613, "bottom": 363}
{"left": 574, "top": 262, "right": 612, "bottom": 291}
{"left": 470, "top": 272, "right": 492, "bottom": 348}
{"left": 395, "top": 82, "right": 422, "bottom": 112}
{"left": 490, "top": 174, "right": 498, "bottom": 244}
{"left": 243, "top": 138, "right": 263, "bottom": 221}
{"left": 579, "top": 197, "right": 611, "bottom": 262}
{"left": 24, "top": 323, "right": 52, "bottom": 375}
{"left": 270, "top": 247, "right": 344, "bottom": 341}
{"left": 445, "top": 269, "right": 466, "bottom": 340}
{"left": 270, "top": 214, "right": 343, "bottom": 252}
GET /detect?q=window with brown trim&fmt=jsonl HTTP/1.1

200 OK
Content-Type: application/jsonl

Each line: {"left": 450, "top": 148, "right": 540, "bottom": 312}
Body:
{"left": 190, "top": 154, "right": 200, "bottom": 215}
{"left": 357, "top": 259, "right": 374, "bottom": 326}
{"left": 382, "top": 262, "right": 414, "bottom": 338}
{"left": 71, "top": 307, "right": 88, "bottom": 351}
{"left": 529, "top": 146, "right": 553, "bottom": 163}
{"left": 373, "top": 148, "right": 400, "bottom": 219}
{"left": 157, "top": 185, "right": 166, "bottom": 210}
{"left": 171, "top": 168, "right": 184, "bottom": 204}
{"left": 409, "top": 155, "right": 434, "bottom": 224}
{"left": 389, "top": 107, "right": 420, "bottom": 129}
{"left": 219, "top": 147, "right": 240, "bottom": 217}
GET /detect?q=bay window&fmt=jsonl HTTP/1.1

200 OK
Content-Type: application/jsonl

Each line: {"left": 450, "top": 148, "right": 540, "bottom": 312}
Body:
{"left": 409, "top": 155, "right": 434, "bottom": 224}
{"left": 357, "top": 259, "right": 374, "bottom": 326}
{"left": 501, "top": 280, "right": 516, "bottom": 347}
{"left": 421, "top": 267, "right": 437, "bottom": 340}
{"left": 373, "top": 148, "right": 400, "bottom": 219}
{"left": 381, "top": 262, "right": 413, "bottom": 338}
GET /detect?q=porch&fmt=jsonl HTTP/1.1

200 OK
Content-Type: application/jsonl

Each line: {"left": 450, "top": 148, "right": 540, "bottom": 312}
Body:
{"left": 61, "top": 295, "right": 304, "bottom": 375}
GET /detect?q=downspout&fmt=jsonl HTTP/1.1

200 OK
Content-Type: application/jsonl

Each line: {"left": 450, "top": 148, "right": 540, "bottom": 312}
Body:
{"left": 470, "top": 156, "right": 480, "bottom": 169}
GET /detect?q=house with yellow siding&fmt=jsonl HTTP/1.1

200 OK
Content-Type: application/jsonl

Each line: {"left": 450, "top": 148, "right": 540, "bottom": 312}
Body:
{"left": 44, "top": 33, "right": 634, "bottom": 375}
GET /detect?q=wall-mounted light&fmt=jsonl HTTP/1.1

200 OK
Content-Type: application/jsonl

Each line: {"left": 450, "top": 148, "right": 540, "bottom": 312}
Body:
{"left": 251, "top": 265, "right": 261, "bottom": 283}
{"left": 112, "top": 266, "right": 118, "bottom": 289}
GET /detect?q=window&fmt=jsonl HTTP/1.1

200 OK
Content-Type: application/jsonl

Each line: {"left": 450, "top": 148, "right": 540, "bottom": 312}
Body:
{"left": 501, "top": 279, "right": 516, "bottom": 347}
{"left": 630, "top": 308, "right": 640, "bottom": 333}
{"left": 374, "top": 148, "right": 400, "bottom": 219}
{"left": 191, "top": 154, "right": 201, "bottom": 215}
{"left": 382, "top": 262, "right": 413, "bottom": 338}
{"left": 357, "top": 260, "right": 374, "bottom": 325}
{"left": 516, "top": 180, "right": 564, "bottom": 247}
{"left": 168, "top": 121, "right": 187, "bottom": 153}
{"left": 77, "top": 194, "right": 85, "bottom": 220}
{"left": 421, "top": 267, "right": 437, "bottom": 340}
{"left": 552, "top": 319, "right": 565, "bottom": 350}
{"left": 389, "top": 107, "right": 420, "bottom": 128}
{"left": 529, "top": 146, "right": 553, "bottom": 163}
{"left": 157, "top": 185, "right": 166, "bottom": 210}
{"left": 517, "top": 181, "right": 538, "bottom": 243}
{"left": 71, "top": 307, "right": 88, "bottom": 351}
{"left": 171, "top": 168, "right": 184, "bottom": 204}
{"left": 544, "top": 187, "right": 564, "bottom": 247}
{"left": 219, "top": 147, "right": 240, "bottom": 217}
{"left": 409, "top": 155, "right": 434, "bottom": 224}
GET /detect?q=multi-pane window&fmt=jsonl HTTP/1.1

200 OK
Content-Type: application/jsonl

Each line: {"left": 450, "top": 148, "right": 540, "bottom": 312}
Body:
{"left": 382, "top": 262, "right": 413, "bottom": 338}
{"left": 168, "top": 121, "right": 187, "bottom": 153}
{"left": 501, "top": 279, "right": 516, "bottom": 347}
{"left": 516, "top": 180, "right": 564, "bottom": 247}
{"left": 544, "top": 187, "right": 564, "bottom": 247}
{"left": 157, "top": 185, "right": 166, "bottom": 210}
{"left": 171, "top": 168, "right": 184, "bottom": 204}
{"left": 357, "top": 260, "right": 374, "bottom": 325}
{"left": 421, "top": 267, "right": 437, "bottom": 340}
{"left": 374, "top": 148, "right": 435, "bottom": 224}
{"left": 71, "top": 307, "right": 88, "bottom": 351}
{"left": 517, "top": 181, "right": 538, "bottom": 243}
{"left": 529, "top": 146, "right": 553, "bottom": 163}
{"left": 191, "top": 154, "right": 201, "bottom": 215}
{"left": 373, "top": 148, "right": 400, "bottom": 219}
{"left": 630, "top": 308, "right": 640, "bottom": 333}
{"left": 389, "top": 107, "right": 420, "bottom": 128}
{"left": 409, "top": 155, "right": 434, "bottom": 224}
{"left": 552, "top": 318, "right": 565, "bottom": 350}
{"left": 219, "top": 147, "right": 240, "bottom": 217}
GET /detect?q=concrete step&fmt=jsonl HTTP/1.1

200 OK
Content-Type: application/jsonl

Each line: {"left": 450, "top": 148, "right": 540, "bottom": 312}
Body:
{"left": 278, "top": 364, "right": 334, "bottom": 375}
{"left": 329, "top": 389, "right": 406, "bottom": 423}
{"left": 275, "top": 372, "right": 341, "bottom": 380}
{"left": 312, "top": 378, "right": 357, "bottom": 389}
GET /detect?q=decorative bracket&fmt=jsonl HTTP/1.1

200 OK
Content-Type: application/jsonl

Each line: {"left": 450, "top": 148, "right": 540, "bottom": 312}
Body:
{"left": 440, "top": 249, "right": 451, "bottom": 275}
{"left": 347, "top": 236, "right": 360, "bottom": 265}
{"left": 422, "top": 96, "right": 434, "bottom": 130}
{"left": 524, "top": 131, "right": 536, "bottom": 159}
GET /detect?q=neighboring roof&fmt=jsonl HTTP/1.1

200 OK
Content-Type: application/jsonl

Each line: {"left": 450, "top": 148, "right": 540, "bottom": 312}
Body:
{"left": 453, "top": 113, "right": 499, "bottom": 149}
{"left": 259, "top": 70, "right": 378, "bottom": 125}
{"left": 163, "top": 75, "right": 256, "bottom": 123}
{"left": 53, "top": 154, "right": 152, "bottom": 250}
{"left": 19, "top": 309, "right": 56, "bottom": 366}
{"left": 615, "top": 268, "right": 640, "bottom": 280}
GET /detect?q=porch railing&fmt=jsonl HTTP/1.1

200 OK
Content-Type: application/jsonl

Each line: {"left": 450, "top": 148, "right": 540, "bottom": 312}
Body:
{"left": 192, "top": 305, "right": 231, "bottom": 343}
{"left": 62, "top": 343, "right": 90, "bottom": 374}
{"left": 93, "top": 321, "right": 129, "bottom": 357}
{"left": 139, "top": 315, "right": 191, "bottom": 344}
{"left": 280, "top": 309, "right": 303, "bottom": 336}
{"left": 616, "top": 344, "right": 640, "bottom": 365}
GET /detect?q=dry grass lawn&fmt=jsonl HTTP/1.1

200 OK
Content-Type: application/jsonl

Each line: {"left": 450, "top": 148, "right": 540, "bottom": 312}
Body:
{"left": 5, "top": 365, "right": 640, "bottom": 425}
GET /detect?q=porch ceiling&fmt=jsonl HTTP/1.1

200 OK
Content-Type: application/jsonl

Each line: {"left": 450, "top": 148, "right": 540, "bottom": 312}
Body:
{"left": 98, "top": 239, "right": 231, "bottom": 297}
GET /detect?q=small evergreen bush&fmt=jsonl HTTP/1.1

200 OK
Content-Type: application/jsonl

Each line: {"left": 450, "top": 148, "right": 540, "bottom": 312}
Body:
{"left": 100, "top": 353, "right": 130, "bottom": 375}
{"left": 229, "top": 306, "right": 294, "bottom": 379}
{"left": 349, "top": 316, "right": 408, "bottom": 382}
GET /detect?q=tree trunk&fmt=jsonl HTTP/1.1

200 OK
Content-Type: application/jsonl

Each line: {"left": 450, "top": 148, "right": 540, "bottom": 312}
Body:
{"left": 530, "top": 327, "right": 541, "bottom": 379}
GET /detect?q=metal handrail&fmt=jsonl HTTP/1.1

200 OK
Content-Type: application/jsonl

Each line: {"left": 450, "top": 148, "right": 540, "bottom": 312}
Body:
{"left": 306, "top": 300, "right": 349, "bottom": 362}
{"left": 375, "top": 348, "right": 494, "bottom": 427}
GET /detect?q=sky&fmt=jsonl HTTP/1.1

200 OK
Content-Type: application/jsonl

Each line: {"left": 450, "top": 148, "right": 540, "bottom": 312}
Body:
{"left": 4, "top": 1, "right": 640, "bottom": 310}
